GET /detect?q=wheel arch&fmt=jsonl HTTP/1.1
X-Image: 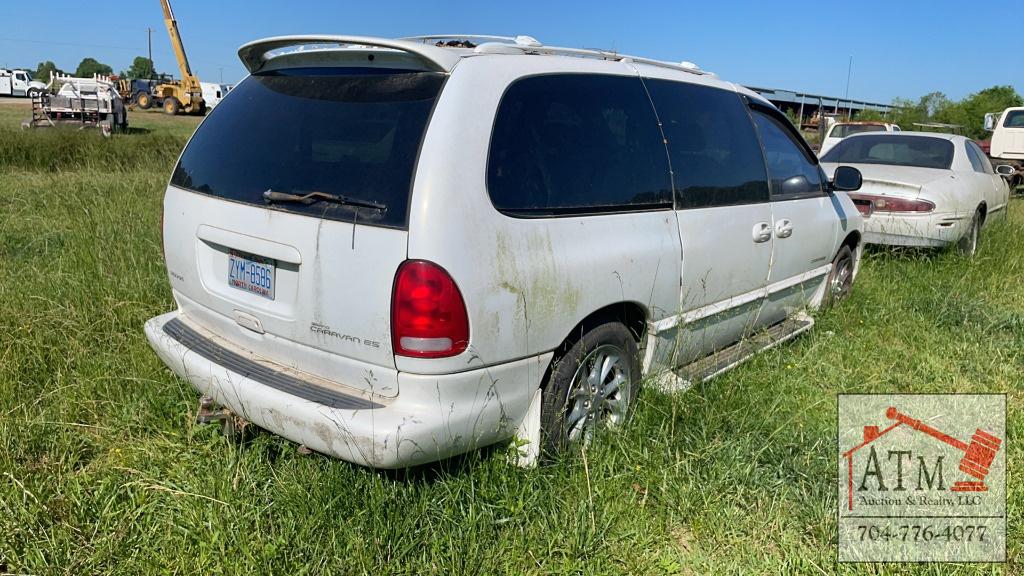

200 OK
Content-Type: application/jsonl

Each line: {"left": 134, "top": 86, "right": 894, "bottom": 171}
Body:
{"left": 838, "top": 229, "right": 861, "bottom": 254}
{"left": 538, "top": 301, "right": 648, "bottom": 391}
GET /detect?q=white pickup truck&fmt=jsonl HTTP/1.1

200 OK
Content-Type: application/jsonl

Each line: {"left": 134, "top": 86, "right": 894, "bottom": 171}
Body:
{"left": 984, "top": 107, "right": 1024, "bottom": 190}
{"left": 0, "top": 69, "right": 48, "bottom": 97}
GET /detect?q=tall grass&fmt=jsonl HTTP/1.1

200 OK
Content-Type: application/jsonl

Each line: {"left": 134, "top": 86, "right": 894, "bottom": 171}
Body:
{"left": 0, "top": 128, "right": 187, "bottom": 173}
{"left": 0, "top": 121, "right": 1020, "bottom": 574}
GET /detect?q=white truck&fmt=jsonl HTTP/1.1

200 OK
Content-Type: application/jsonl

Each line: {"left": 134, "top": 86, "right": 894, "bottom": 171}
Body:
{"left": 0, "top": 69, "right": 48, "bottom": 97}
{"left": 200, "top": 81, "right": 232, "bottom": 109}
{"left": 984, "top": 107, "right": 1024, "bottom": 190}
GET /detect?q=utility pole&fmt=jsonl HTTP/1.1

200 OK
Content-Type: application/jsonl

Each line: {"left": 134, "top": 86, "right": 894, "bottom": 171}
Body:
{"left": 844, "top": 55, "right": 853, "bottom": 120}
{"left": 148, "top": 27, "right": 153, "bottom": 69}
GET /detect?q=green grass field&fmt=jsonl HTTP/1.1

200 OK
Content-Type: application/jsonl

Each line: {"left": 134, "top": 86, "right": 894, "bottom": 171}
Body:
{"left": 0, "top": 98, "right": 1020, "bottom": 574}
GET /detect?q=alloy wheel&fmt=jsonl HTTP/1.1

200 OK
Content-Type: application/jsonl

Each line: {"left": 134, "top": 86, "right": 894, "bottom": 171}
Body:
{"left": 563, "top": 344, "right": 633, "bottom": 445}
{"left": 830, "top": 253, "right": 854, "bottom": 300}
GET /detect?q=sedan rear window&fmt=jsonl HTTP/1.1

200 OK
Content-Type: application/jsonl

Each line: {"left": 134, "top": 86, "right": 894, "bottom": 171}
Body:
{"left": 830, "top": 124, "right": 886, "bottom": 138}
{"left": 171, "top": 68, "right": 445, "bottom": 229}
{"left": 820, "top": 135, "right": 955, "bottom": 170}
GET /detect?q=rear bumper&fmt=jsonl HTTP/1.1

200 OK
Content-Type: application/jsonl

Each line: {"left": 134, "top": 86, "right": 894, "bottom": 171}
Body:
{"left": 145, "top": 311, "right": 550, "bottom": 468}
{"left": 861, "top": 212, "right": 969, "bottom": 248}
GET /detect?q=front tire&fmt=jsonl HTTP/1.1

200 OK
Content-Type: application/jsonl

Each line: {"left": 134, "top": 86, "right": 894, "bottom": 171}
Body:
{"left": 957, "top": 212, "right": 980, "bottom": 256}
{"left": 163, "top": 96, "right": 180, "bottom": 115}
{"left": 540, "top": 321, "right": 639, "bottom": 455}
{"left": 27, "top": 88, "right": 41, "bottom": 99}
{"left": 135, "top": 92, "right": 152, "bottom": 109}
{"left": 823, "top": 244, "right": 855, "bottom": 306}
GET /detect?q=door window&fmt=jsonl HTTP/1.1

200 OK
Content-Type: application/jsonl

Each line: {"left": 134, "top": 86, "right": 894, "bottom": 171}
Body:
{"left": 644, "top": 79, "right": 769, "bottom": 209}
{"left": 751, "top": 109, "right": 825, "bottom": 199}
{"left": 488, "top": 74, "right": 672, "bottom": 216}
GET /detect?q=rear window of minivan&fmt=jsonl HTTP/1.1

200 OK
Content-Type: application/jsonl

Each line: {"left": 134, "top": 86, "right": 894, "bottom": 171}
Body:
{"left": 171, "top": 68, "right": 445, "bottom": 229}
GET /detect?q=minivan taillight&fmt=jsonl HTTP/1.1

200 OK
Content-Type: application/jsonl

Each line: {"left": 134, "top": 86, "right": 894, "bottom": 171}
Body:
{"left": 392, "top": 260, "right": 469, "bottom": 358}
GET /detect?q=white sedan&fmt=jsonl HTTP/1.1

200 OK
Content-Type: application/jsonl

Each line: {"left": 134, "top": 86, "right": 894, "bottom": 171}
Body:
{"left": 820, "top": 132, "right": 1010, "bottom": 255}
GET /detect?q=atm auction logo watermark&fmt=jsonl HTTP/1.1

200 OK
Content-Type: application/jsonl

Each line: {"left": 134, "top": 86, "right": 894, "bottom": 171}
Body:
{"left": 837, "top": 394, "right": 1006, "bottom": 562}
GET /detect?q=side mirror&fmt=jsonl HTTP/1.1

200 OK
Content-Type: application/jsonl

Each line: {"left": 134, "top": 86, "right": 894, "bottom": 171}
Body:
{"left": 831, "top": 165, "right": 862, "bottom": 192}
{"left": 995, "top": 164, "right": 1016, "bottom": 177}
{"left": 984, "top": 113, "right": 996, "bottom": 132}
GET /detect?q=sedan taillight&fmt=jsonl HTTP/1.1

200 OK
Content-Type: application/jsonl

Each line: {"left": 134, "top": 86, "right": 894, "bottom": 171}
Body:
{"left": 849, "top": 194, "right": 935, "bottom": 213}
{"left": 391, "top": 260, "right": 469, "bottom": 358}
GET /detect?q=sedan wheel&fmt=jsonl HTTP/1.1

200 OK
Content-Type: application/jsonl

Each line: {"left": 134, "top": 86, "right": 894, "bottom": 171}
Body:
{"left": 957, "top": 212, "right": 980, "bottom": 256}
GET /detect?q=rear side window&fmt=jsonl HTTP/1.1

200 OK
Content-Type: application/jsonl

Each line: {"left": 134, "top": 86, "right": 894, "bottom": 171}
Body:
{"left": 488, "top": 74, "right": 672, "bottom": 216}
{"left": 171, "top": 69, "right": 445, "bottom": 229}
{"left": 645, "top": 79, "right": 769, "bottom": 208}
{"left": 751, "top": 110, "right": 825, "bottom": 199}
{"left": 964, "top": 141, "right": 986, "bottom": 173}
{"left": 965, "top": 141, "right": 993, "bottom": 174}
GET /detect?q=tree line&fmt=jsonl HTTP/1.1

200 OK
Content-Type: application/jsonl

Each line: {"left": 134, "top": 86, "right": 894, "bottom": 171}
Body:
{"left": 30, "top": 56, "right": 159, "bottom": 83}
{"left": 856, "top": 86, "right": 1022, "bottom": 140}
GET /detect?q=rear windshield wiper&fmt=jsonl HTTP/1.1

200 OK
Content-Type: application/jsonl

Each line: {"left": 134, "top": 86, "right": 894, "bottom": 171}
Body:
{"left": 263, "top": 189, "right": 386, "bottom": 212}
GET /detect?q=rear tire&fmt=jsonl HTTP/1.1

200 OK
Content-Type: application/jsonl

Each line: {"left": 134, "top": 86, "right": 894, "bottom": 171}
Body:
{"left": 540, "top": 321, "right": 639, "bottom": 455}
{"left": 957, "top": 212, "right": 980, "bottom": 256}
{"left": 136, "top": 92, "right": 151, "bottom": 109}
{"left": 163, "top": 96, "right": 180, "bottom": 115}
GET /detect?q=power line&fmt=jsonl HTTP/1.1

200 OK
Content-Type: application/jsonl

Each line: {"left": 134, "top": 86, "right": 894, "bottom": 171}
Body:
{"left": 0, "top": 35, "right": 237, "bottom": 69}
{"left": 0, "top": 36, "right": 141, "bottom": 52}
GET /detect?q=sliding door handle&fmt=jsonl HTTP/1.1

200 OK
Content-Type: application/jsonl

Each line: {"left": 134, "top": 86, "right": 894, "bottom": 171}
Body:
{"left": 752, "top": 222, "right": 772, "bottom": 243}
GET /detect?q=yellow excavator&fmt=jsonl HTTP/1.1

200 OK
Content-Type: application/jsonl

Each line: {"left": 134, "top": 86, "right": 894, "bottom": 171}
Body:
{"left": 150, "top": 0, "right": 204, "bottom": 115}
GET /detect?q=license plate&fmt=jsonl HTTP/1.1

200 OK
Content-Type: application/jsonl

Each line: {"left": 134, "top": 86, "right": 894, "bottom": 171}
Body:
{"left": 228, "top": 250, "right": 275, "bottom": 300}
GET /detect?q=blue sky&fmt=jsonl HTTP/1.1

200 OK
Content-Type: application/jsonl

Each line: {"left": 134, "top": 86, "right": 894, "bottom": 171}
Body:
{"left": 1, "top": 0, "right": 1020, "bottom": 103}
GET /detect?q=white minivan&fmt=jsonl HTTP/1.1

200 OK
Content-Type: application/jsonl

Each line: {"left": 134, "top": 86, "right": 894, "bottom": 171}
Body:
{"left": 145, "top": 35, "right": 864, "bottom": 467}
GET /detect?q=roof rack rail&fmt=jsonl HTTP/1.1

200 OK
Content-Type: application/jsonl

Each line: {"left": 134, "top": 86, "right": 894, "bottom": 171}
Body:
{"left": 403, "top": 34, "right": 512, "bottom": 43}
{"left": 403, "top": 34, "right": 709, "bottom": 76}
{"left": 473, "top": 42, "right": 712, "bottom": 76}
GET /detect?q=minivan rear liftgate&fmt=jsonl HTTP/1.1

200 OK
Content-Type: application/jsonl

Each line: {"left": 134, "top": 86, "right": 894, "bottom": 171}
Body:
{"left": 160, "top": 67, "right": 446, "bottom": 398}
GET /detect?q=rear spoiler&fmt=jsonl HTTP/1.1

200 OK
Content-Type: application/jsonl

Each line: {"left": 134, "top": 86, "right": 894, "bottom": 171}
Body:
{"left": 237, "top": 35, "right": 462, "bottom": 74}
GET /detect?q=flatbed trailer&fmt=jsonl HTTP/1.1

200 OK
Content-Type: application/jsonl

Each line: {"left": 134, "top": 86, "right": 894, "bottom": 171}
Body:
{"left": 21, "top": 73, "right": 127, "bottom": 136}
